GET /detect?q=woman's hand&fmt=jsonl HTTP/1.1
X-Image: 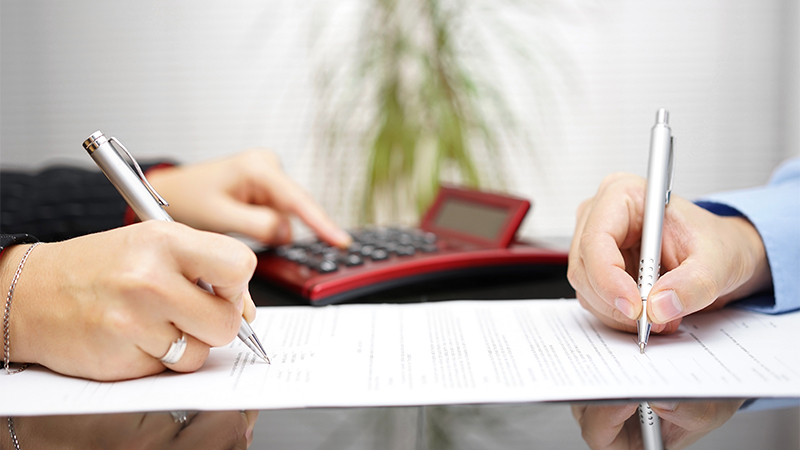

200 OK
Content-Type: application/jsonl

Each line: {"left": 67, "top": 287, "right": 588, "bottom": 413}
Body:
{"left": 1, "top": 410, "right": 259, "bottom": 450}
{"left": 147, "top": 149, "right": 351, "bottom": 248}
{"left": 572, "top": 400, "right": 745, "bottom": 450}
{"left": 567, "top": 173, "right": 772, "bottom": 334}
{"left": 2, "top": 221, "right": 257, "bottom": 381}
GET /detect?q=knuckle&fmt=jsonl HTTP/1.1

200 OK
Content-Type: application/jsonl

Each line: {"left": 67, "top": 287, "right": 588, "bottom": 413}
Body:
{"left": 216, "top": 311, "right": 242, "bottom": 346}
{"left": 99, "top": 307, "right": 141, "bottom": 340}
{"left": 690, "top": 266, "right": 721, "bottom": 304}
{"left": 226, "top": 240, "right": 258, "bottom": 276}
{"left": 178, "top": 345, "right": 211, "bottom": 373}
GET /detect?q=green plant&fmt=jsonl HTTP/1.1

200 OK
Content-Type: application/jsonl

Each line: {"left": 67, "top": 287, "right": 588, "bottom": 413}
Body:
{"left": 312, "top": 0, "right": 566, "bottom": 226}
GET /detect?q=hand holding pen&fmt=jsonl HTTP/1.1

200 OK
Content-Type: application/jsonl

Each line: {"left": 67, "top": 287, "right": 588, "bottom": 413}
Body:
{"left": 1, "top": 221, "right": 259, "bottom": 380}
{"left": 568, "top": 109, "right": 774, "bottom": 449}
{"left": 83, "top": 132, "right": 270, "bottom": 364}
{"left": 572, "top": 399, "right": 746, "bottom": 450}
{"left": 567, "top": 114, "right": 771, "bottom": 334}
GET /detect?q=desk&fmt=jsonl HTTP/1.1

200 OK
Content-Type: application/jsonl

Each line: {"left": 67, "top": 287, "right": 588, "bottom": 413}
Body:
{"left": 5, "top": 274, "right": 798, "bottom": 449}
{"left": 246, "top": 273, "right": 799, "bottom": 450}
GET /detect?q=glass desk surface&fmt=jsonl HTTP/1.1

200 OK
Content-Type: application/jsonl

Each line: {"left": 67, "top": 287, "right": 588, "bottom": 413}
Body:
{"left": 4, "top": 274, "right": 798, "bottom": 450}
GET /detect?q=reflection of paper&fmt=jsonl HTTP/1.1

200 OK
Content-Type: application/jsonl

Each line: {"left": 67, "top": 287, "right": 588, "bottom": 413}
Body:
{"left": 3, "top": 300, "right": 799, "bottom": 416}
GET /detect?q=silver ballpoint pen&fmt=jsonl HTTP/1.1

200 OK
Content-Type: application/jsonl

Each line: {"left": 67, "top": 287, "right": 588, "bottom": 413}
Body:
{"left": 82, "top": 131, "right": 270, "bottom": 363}
{"left": 637, "top": 108, "right": 674, "bottom": 354}
{"left": 635, "top": 109, "right": 674, "bottom": 450}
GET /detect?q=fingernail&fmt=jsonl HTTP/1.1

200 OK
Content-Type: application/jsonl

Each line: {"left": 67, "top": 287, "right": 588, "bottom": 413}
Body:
{"left": 334, "top": 229, "right": 353, "bottom": 248}
{"left": 650, "top": 401, "right": 678, "bottom": 411}
{"left": 234, "top": 295, "right": 244, "bottom": 313}
{"left": 243, "top": 290, "right": 257, "bottom": 323}
{"left": 615, "top": 297, "right": 637, "bottom": 320}
{"left": 246, "top": 428, "right": 254, "bottom": 446}
{"left": 650, "top": 290, "right": 683, "bottom": 323}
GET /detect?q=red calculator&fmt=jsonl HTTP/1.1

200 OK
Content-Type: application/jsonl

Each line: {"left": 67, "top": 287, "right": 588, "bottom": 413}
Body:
{"left": 254, "top": 186, "right": 568, "bottom": 305}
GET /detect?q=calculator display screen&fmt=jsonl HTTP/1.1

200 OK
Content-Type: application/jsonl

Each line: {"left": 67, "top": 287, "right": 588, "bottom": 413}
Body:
{"left": 433, "top": 198, "right": 509, "bottom": 240}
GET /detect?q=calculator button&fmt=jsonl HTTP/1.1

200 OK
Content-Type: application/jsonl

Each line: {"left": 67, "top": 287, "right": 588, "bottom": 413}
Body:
{"left": 359, "top": 245, "right": 375, "bottom": 256}
{"left": 343, "top": 253, "right": 364, "bottom": 266}
{"left": 321, "top": 249, "right": 340, "bottom": 260}
{"left": 316, "top": 260, "right": 339, "bottom": 273}
{"left": 370, "top": 248, "right": 389, "bottom": 261}
{"left": 396, "top": 245, "right": 415, "bottom": 256}
{"left": 419, "top": 243, "right": 438, "bottom": 253}
{"left": 398, "top": 233, "right": 414, "bottom": 245}
{"left": 381, "top": 241, "right": 399, "bottom": 253}
{"left": 286, "top": 248, "right": 309, "bottom": 263}
{"left": 309, "top": 242, "right": 329, "bottom": 255}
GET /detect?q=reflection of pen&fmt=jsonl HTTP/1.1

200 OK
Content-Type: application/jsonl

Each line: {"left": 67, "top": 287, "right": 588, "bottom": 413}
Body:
{"left": 638, "top": 402, "right": 664, "bottom": 450}
{"left": 82, "top": 131, "right": 270, "bottom": 363}
{"left": 637, "top": 108, "right": 674, "bottom": 354}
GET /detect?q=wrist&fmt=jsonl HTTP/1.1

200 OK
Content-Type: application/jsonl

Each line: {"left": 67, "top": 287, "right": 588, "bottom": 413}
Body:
{"left": 1, "top": 243, "right": 47, "bottom": 368}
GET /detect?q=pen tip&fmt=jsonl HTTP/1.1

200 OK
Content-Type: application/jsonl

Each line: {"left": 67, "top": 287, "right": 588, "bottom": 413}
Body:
{"left": 639, "top": 342, "right": 646, "bottom": 354}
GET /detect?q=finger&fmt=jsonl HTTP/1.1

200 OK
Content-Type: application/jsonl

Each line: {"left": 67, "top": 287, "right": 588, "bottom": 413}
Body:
{"left": 647, "top": 257, "right": 723, "bottom": 324}
{"left": 569, "top": 195, "right": 642, "bottom": 331}
{"left": 159, "top": 333, "right": 211, "bottom": 374}
{"left": 155, "top": 277, "right": 242, "bottom": 347}
{"left": 577, "top": 187, "right": 644, "bottom": 321}
{"left": 650, "top": 400, "right": 744, "bottom": 447}
{"left": 208, "top": 197, "right": 293, "bottom": 245}
{"left": 248, "top": 164, "right": 351, "bottom": 248}
{"left": 173, "top": 411, "right": 249, "bottom": 450}
{"left": 288, "top": 192, "right": 352, "bottom": 248}
{"left": 575, "top": 403, "right": 639, "bottom": 450}
{"left": 138, "top": 411, "right": 200, "bottom": 442}
{"left": 163, "top": 224, "right": 257, "bottom": 303}
{"left": 243, "top": 410, "right": 259, "bottom": 447}
{"left": 135, "top": 320, "right": 211, "bottom": 373}
{"left": 576, "top": 291, "right": 637, "bottom": 333}
{"left": 650, "top": 401, "right": 740, "bottom": 431}
{"left": 571, "top": 403, "right": 588, "bottom": 421}
{"left": 242, "top": 290, "right": 257, "bottom": 324}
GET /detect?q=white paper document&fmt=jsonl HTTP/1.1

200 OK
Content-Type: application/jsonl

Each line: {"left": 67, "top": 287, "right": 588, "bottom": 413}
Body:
{"left": 3, "top": 299, "right": 799, "bottom": 416}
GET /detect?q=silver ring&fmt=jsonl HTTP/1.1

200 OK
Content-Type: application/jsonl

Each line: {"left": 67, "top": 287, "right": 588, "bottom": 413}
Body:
{"left": 160, "top": 333, "right": 187, "bottom": 365}
{"left": 170, "top": 410, "right": 189, "bottom": 424}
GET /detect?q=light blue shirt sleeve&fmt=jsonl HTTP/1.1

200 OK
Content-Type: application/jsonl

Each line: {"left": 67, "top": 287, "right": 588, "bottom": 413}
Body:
{"left": 695, "top": 158, "right": 800, "bottom": 314}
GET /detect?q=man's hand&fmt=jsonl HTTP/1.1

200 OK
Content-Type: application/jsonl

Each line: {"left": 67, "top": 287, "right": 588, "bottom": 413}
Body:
{"left": 567, "top": 173, "right": 772, "bottom": 334}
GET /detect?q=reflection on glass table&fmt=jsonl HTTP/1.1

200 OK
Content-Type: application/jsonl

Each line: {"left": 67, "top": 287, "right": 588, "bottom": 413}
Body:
{"left": 4, "top": 400, "right": 798, "bottom": 450}
{"left": 0, "top": 411, "right": 258, "bottom": 450}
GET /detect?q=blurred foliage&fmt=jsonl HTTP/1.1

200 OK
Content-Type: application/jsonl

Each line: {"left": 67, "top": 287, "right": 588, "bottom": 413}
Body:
{"left": 361, "top": 0, "right": 487, "bottom": 223}
{"left": 313, "top": 0, "right": 567, "bottom": 226}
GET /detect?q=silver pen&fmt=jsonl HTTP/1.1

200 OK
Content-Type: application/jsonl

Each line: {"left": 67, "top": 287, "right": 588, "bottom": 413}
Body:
{"left": 635, "top": 110, "right": 673, "bottom": 450}
{"left": 637, "top": 108, "right": 674, "bottom": 354}
{"left": 82, "top": 131, "right": 270, "bottom": 363}
{"left": 638, "top": 402, "right": 664, "bottom": 450}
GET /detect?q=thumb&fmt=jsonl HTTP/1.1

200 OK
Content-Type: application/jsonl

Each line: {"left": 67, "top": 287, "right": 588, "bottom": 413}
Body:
{"left": 648, "top": 258, "right": 724, "bottom": 324}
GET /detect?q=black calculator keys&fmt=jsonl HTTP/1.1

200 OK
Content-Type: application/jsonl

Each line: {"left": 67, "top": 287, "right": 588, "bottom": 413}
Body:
{"left": 273, "top": 227, "right": 438, "bottom": 273}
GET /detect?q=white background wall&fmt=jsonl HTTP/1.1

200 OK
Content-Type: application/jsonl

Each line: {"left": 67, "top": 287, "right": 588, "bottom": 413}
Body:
{"left": 2, "top": 0, "right": 798, "bottom": 237}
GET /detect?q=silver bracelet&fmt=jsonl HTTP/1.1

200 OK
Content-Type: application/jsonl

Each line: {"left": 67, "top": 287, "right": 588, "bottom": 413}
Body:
{"left": 7, "top": 417, "right": 21, "bottom": 450}
{"left": 3, "top": 242, "right": 41, "bottom": 375}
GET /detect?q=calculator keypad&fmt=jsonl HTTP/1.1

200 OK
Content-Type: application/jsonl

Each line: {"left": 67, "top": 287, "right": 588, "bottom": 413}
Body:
{"left": 272, "top": 227, "right": 439, "bottom": 274}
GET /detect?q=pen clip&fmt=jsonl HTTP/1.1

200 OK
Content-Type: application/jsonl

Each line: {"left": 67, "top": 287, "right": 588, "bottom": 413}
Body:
{"left": 665, "top": 136, "right": 675, "bottom": 205}
{"left": 108, "top": 137, "right": 170, "bottom": 207}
